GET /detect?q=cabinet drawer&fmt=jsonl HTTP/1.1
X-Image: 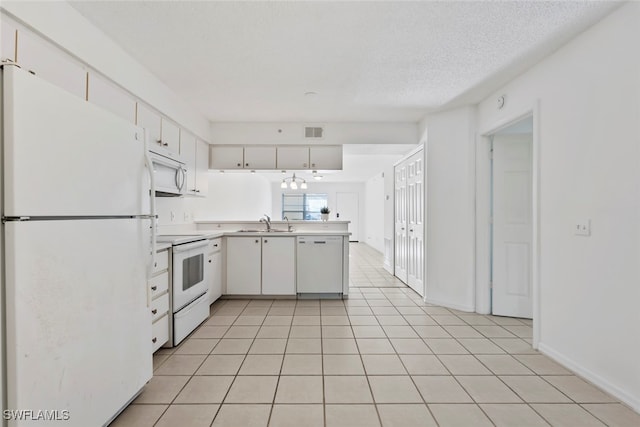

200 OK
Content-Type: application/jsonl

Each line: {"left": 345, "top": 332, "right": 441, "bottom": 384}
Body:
{"left": 151, "top": 293, "right": 169, "bottom": 323}
{"left": 149, "top": 271, "right": 169, "bottom": 300}
{"left": 152, "top": 314, "right": 169, "bottom": 353}
{"left": 153, "top": 249, "right": 169, "bottom": 275}
{"left": 208, "top": 238, "right": 222, "bottom": 254}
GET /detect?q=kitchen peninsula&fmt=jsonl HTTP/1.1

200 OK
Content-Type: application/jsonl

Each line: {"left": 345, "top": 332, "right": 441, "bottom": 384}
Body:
{"left": 195, "top": 220, "right": 351, "bottom": 297}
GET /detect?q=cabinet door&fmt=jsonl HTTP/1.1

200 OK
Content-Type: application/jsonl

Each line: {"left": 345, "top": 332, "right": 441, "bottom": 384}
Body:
{"left": 181, "top": 131, "right": 197, "bottom": 194}
{"left": 1, "top": 16, "right": 17, "bottom": 63}
{"left": 161, "top": 118, "right": 180, "bottom": 157}
{"left": 136, "top": 103, "right": 162, "bottom": 149}
{"left": 195, "top": 139, "right": 210, "bottom": 195}
{"left": 208, "top": 251, "right": 222, "bottom": 304}
{"left": 226, "top": 237, "right": 261, "bottom": 294}
{"left": 210, "top": 146, "right": 244, "bottom": 169}
{"left": 262, "top": 237, "right": 296, "bottom": 295}
{"left": 17, "top": 30, "right": 87, "bottom": 99}
{"left": 310, "top": 146, "right": 342, "bottom": 170}
{"left": 87, "top": 72, "right": 136, "bottom": 123}
{"left": 277, "top": 146, "right": 310, "bottom": 170}
{"left": 244, "top": 146, "right": 276, "bottom": 169}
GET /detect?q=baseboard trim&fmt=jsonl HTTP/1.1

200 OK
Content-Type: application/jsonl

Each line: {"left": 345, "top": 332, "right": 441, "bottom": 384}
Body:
{"left": 424, "top": 297, "right": 475, "bottom": 313}
{"left": 382, "top": 262, "right": 393, "bottom": 275}
{"left": 538, "top": 342, "right": 640, "bottom": 413}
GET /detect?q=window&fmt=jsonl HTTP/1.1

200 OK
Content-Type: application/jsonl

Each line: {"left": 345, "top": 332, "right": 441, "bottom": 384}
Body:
{"left": 282, "top": 193, "right": 328, "bottom": 220}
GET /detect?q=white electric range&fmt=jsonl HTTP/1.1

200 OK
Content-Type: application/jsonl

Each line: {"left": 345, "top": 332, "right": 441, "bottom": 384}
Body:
{"left": 156, "top": 234, "right": 210, "bottom": 346}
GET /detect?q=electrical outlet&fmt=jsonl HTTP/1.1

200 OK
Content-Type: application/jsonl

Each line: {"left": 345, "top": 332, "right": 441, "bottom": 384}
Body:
{"left": 575, "top": 219, "right": 591, "bottom": 236}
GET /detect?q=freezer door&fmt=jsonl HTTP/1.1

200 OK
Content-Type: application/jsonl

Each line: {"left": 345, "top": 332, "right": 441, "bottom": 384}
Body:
{"left": 4, "top": 219, "right": 152, "bottom": 426}
{"left": 3, "top": 66, "right": 149, "bottom": 217}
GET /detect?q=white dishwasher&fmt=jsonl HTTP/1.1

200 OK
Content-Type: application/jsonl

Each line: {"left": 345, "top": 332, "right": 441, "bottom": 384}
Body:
{"left": 296, "top": 236, "right": 344, "bottom": 294}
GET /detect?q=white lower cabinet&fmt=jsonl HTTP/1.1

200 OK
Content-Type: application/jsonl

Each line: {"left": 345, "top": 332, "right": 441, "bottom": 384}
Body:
{"left": 226, "top": 236, "right": 296, "bottom": 295}
{"left": 150, "top": 248, "right": 170, "bottom": 352}
{"left": 226, "top": 237, "right": 262, "bottom": 294}
{"left": 207, "top": 238, "right": 223, "bottom": 304}
{"left": 262, "top": 237, "right": 296, "bottom": 295}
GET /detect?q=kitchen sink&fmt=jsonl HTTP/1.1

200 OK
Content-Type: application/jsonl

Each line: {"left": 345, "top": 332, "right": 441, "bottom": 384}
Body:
{"left": 236, "top": 229, "right": 263, "bottom": 232}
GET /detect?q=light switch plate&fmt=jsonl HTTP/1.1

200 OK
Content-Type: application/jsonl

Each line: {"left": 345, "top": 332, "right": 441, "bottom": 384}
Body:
{"left": 575, "top": 219, "right": 591, "bottom": 236}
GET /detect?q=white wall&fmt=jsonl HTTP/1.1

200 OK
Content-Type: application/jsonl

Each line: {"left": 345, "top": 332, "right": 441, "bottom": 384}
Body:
{"left": 364, "top": 172, "right": 385, "bottom": 253}
{"left": 475, "top": 3, "right": 640, "bottom": 411}
{"left": 423, "top": 106, "right": 476, "bottom": 312}
{"left": 194, "top": 173, "right": 272, "bottom": 221}
{"left": 271, "top": 181, "right": 365, "bottom": 240}
{"left": 210, "top": 122, "right": 417, "bottom": 146}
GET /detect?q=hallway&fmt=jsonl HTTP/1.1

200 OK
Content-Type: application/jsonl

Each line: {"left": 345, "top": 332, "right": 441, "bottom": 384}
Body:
{"left": 114, "top": 244, "right": 640, "bottom": 426}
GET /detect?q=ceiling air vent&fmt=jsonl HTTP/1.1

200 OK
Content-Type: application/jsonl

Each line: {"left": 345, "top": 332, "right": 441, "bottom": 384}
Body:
{"left": 304, "top": 126, "right": 324, "bottom": 139}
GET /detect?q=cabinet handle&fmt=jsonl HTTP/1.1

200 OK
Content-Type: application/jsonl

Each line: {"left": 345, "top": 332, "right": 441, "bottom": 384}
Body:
{"left": 245, "top": 163, "right": 249, "bottom": 167}
{"left": 401, "top": 227, "right": 405, "bottom": 230}
{"left": 152, "top": 337, "right": 157, "bottom": 343}
{"left": 214, "top": 244, "right": 218, "bottom": 247}
{"left": 264, "top": 239, "right": 268, "bottom": 243}
{"left": 156, "top": 139, "right": 162, "bottom": 145}
{"left": 151, "top": 286, "right": 157, "bottom": 291}
{"left": 162, "top": 142, "right": 168, "bottom": 147}
{"left": 255, "top": 239, "right": 259, "bottom": 243}
{"left": 237, "top": 163, "right": 241, "bottom": 167}
{"left": 311, "top": 163, "right": 316, "bottom": 167}
{"left": 154, "top": 262, "right": 157, "bottom": 267}
{"left": 208, "top": 260, "right": 212, "bottom": 263}
{"left": 410, "top": 229, "right": 414, "bottom": 232}
{"left": 303, "top": 163, "right": 308, "bottom": 168}
{"left": 151, "top": 309, "right": 157, "bottom": 315}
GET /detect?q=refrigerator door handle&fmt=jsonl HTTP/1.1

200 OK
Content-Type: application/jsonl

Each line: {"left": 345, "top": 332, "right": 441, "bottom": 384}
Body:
{"left": 144, "top": 130, "right": 157, "bottom": 309}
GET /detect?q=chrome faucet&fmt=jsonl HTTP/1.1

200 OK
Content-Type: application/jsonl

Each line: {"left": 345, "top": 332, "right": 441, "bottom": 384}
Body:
{"left": 283, "top": 216, "right": 293, "bottom": 232}
{"left": 260, "top": 214, "right": 271, "bottom": 231}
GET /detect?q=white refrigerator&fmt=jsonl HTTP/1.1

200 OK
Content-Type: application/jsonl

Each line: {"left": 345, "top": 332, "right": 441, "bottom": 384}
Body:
{"left": 2, "top": 67, "right": 153, "bottom": 425}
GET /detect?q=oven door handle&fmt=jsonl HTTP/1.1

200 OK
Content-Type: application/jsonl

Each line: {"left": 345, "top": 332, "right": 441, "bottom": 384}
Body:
{"left": 173, "top": 240, "right": 209, "bottom": 253}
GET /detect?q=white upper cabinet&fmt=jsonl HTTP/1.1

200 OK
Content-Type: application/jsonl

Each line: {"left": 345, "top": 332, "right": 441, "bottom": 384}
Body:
{"left": 181, "top": 131, "right": 197, "bottom": 194}
{"left": 136, "top": 104, "right": 179, "bottom": 157}
{"left": 136, "top": 103, "right": 162, "bottom": 149}
{"left": 310, "top": 146, "right": 342, "bottom": 170}
{"left": 195, "top": 139, "right": 209, "bottom": 195}
{"left": 210, "top": 146, "right": 244, "bottom": 169}
{"left": 87, "top": 72, "right": 136, "bottom": 123}
{"left": 244, "top": 146, "right": 276, "bottom": 169}
{"left": 181, "top": 132, "right": 209, "bottom": 196}
{"left": 160, "top": 118, "right": 180, "bottom": 157}
{"left": 16, "top": 30, "right": 87, "bottom": 99}
{"left": 1, "top": 16, "right": 16, "bottom": 63}
{"left": 277, "top": 146, "right": 310, "bottom": 169}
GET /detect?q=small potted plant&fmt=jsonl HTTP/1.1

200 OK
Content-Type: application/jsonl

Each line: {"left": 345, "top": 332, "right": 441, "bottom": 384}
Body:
{"left": 320, "top": 206, "right": 330, "bottom": 221}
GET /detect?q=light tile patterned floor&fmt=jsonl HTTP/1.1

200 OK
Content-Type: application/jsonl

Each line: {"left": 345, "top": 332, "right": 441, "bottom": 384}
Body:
{"left": 113, "top": 244, "right": 640, "bottom": 427}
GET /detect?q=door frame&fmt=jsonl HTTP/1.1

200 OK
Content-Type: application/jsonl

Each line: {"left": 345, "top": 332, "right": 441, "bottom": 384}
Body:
{"left": 475, "top": 102, "right": 540, "bottom": 349}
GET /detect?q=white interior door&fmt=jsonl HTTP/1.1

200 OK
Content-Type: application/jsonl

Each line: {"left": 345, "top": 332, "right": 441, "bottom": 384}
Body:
{"left": 407, "top": 151, "right": 424, "bottom": 295}
{"left": 492, "top": 134, "right": 533, "bottom": 318}
{"left": 336, "top": 192, "right": 359, "bottom": 242}
{"left": 394, "top": 162, "right": 408, "bottom": 283}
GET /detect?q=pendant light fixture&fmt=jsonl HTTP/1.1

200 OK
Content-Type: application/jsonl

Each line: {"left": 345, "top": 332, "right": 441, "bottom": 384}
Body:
{"left": 280, "top": 173, "right": 307, "bottom": 190}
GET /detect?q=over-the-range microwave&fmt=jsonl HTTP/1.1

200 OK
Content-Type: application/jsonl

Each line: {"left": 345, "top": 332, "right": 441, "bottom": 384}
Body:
{"left": 148, "top": 149, "right": 187, "bottom": 197}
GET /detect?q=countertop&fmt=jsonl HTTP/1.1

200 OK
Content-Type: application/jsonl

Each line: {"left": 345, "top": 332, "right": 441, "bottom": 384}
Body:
{"left": 156, "top": 230, "right": 350, "bottom": 247}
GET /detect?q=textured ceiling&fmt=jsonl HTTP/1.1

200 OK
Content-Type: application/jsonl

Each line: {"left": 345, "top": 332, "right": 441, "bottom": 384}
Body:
{"left": 68, "top": 1, "right": 619, "bottom": 122}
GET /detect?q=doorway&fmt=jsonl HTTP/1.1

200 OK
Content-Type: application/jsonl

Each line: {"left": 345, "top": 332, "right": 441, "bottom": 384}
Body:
{"left": 475, "top": 112, "right": 540, "bottom": 336}
{"left": 491, "top": 124, "right": 533, "bottom": 318}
